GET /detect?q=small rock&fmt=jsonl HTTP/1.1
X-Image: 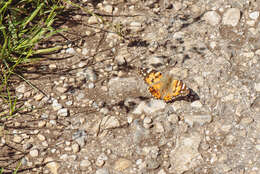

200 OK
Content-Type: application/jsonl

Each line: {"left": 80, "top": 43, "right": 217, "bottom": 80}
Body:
{"left": 143, "top": 117, "right": 152, "bottom": 124}
{"left": 255, "top": 144, "right": 260, "bottom": 151}
{"left": 154, "top": 122, "right": 164, "bottom": 133}
{"left": 16, "top": 84, "right": 26, "bottom": 93}
{"left": 130, "top": 21, "right": 142, "bottom": 32}
{"left": 78, "top": 62, "right": 87, "bottom": 68}
{"left": 80, "top": 159, "right": 91, "bottom": 170}
{"left": 30, "top": 149, "right": 39, "bottom": 157}
{"left": 114, "top": 158, "right": 132, "bottom": 171}
{"left": 96, "top": 153, "right": 108, "bottom": 167}
{"left": 34, "top": 93, "right": 44, "bottom": 101}
{"left": 146, "top": 158, "right": 160, "bottom": 170}
{"left": 52, "top": 100, "right": 62, "bottom": 111}
{"left": 203, "top": 11, "right": 221, "bottom": 26}
{"left": 88, "top": 82, "right": 95, "bottom": 89}
{"left": 49, "top": 64, "right": 57, "bottom": 70}
{"left": 21, "top": 157, "right": 28, "bottom": 166}
{"left": 56, "top": 87, "right": 67, "bottom": 93}
{"left": 72, "top": 143, "right": 80, "bottom": 153}
{"left": 115, "top": 55, "right": 126, "bottom": 65}
{"left": 190, "top": 101, "right": 203, "bottom": 108}
{"left": 82, "top": 48, "right": 89, "bottom": 55}
{"left": 158, "top": 169, "right": 167, "bottom": 174}
{"left": 167, "top": 114, "right": 179, "bottom": 124}
{"left": 103, "top": 5, "right": 113, "bottom": 13}
{"left": 23, "top": 143, "right": 33, "bottom": 150}
{"left": 147, "top": 56, "right": 165, "bottom": 67}
{"left": 96, "top": 168, "right": 110, "bottom": 174}
{"left": 133, "top": 100, "right": 166, "bottom": 115}
{"left": 169, "top": 132, "right": 202, "bottom": 174}
{"left": 184, "top": 113, "right": 212, "bottom": 127}
{"left": 101, "top": 116, "right": 120, "bottom": 129}
{"left": 88, "top": 16, "right": 101, "bottom": 24}
{"left": 251, "top": 97, "right": 260, "bottom": 112}
{"left": 13, "top": 135, "right": 23, "bottom": 143}
{"left": 255, "top": 83, "right": 260, "bottom": 92}
{"left": 38, "top": 121, "right": 46, "bottom": 128}
{"left": 57, "top": 108, "right": 69, "bottom": 117}
{"left": 37, "top": 134, "right": 46, "bottom": 141}
{"left": 44, "top": 157, "right": 60, "bottom": 174}
{"left": 82, "top": 68, "right": 98, "bottom": 82}
{"left": 66, "top": 47, "right": 75, "bottom": 54}
{"left": 240, "top": 117, "right": 254, "bottom": 127}
{"left": 249, "top": 11, "right": 259, "bottom": 20}
{"left": 222, "top": 8, "right": 241, "bottom": 26}
{"left": 72, "top": 130, "right": 87, "bottom": 147}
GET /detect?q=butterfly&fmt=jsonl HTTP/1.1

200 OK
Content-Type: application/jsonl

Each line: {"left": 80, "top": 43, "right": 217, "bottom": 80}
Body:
{"left": 141, "top": 68, "right": 190, "bottom": 102}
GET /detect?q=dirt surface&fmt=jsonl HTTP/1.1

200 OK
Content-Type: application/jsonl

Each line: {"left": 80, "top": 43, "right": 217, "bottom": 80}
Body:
{"left": 1, "top": 0, "right": 260, "bottom": 174}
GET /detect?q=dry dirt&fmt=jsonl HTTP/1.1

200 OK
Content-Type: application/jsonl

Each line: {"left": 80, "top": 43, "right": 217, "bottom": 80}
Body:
{"left": 1, "top": 0, "right": 260, "bottom": 174}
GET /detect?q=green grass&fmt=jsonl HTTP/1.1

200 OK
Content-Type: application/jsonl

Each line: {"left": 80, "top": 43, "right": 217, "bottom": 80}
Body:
{"left": 0, "top": 0, "right": 64, "bottom": 118}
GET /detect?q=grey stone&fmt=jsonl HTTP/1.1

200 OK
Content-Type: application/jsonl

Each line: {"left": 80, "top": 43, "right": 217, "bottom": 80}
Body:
{"left": 57, "top": 108, "right": 69, "bottom": 117}
{"left": 96, "top": 168, "right": 110, "bottom": 174}
{"left": 30, "top": 149, "right": 39, "bottom": 157}
{"left": 101, "top": 116, "right": 120, "bottom": 129}
{"left": 249, "top": 11, "right": 259, "bottom": 20}
{"left": 184, "top": 113, "right": 212, "bottom": 127}
{"left": 203, "top": 11, "right": 221, "bottom": 26}
{"left": 169, "top": 132, "right": 202, "bottom": 174}
{"left": 16, "top": 84, "right": 26, "bottom": 93}
{"left": 80, "top": 159, "right": 91, "bottom": 170}
{"left": 44, "top": 157, "right": 60, "bottom": 174}
{"left": 222, "top": 8, "right": 241, "bottom": 26}
{"left": 133, "top": 100, "right": 166, "bottom": 115}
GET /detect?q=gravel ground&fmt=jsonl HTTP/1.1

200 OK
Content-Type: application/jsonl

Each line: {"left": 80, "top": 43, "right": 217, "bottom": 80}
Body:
{"left": 1, "top": 0, "right": 260, "bottom": 174}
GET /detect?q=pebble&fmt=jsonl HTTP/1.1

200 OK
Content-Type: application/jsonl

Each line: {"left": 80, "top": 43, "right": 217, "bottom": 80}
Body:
{"left": 66, "top": 48, "right": 75, "bottom": 54}
{"left": 115, "top": 55, "right": 126, "bottom": 65}
{"left": 203, "top": 11, "right": 221, "bottom": 26}
{"left": 103, "top": 5, "right": 113, "bottom": 13}
{"left": 34, "top": 93, "right": 44, "bottom": 101}
{"left": 169, "top": 132, "right": 202, "bottom": 174}
{"left": 154, "top": 122, "right": 164, "bottom": 133}
{"left": 72, "top": 130, "right": 86, "bottom": 147}
{"left": 143, "top": 117, "right": 152, "bottom": 124}
{"left": 133, "top": 100, "right": 166, "bottom": 115}
{"left": 129, "top": 21, "right": 142, "bottom": 32}
{"left": 88, "top": 82, "right": 95, "bottom": 89}
{"left": 13, "top": 135, "right": 23, "bottom": 143}
{"left": 16, "top": 84, "right": 26, "bottom": 93}
{"left": 101, "top": 116, "right": 120, "bottom": 129}
{"left": 249, "top": 11, "right": 259, "bottom": 20}
{"left": 255, "top": 83, "right": 260, "bottom": 92}
{"left": 37, "top": 134, "right": 46, "bottom": 141}
{"left": 80, "top": 159, "right": 91, "bottom": 170}
{"left": 72, "top": 143, "right": 80, "bottom": 153}
{"left": 52, "top": 100, "right": 62, "bottom": 111}
{"left": 255, "top": 145, "right": 260, "bottom": 151}
{"left": 190, "top": 101, "right": 203, "bottom": 108}
{"left": 222, "top": 8, "right": 241, "bottom": 26}
{"left": 96, "top": 168, "right": 110, "bottom": 174}
{"left": 184, "top": 113, "right": 212, "bottom": 127}
{"left": 158, "top": 169, "right": 167, "bottom": 174}
{"left": 57, "top": 108, "right": 69, "bottom": 117}
{"left": 23, "top": 143, "right": 33, "bottom": 150}
{"left": 147, "top": 56, "right": 165, "bottom": 67}
{"left": 56, "top": 87, "right": 67, "bottom": 93}
{"left": 44, "top": 157, "right": 60, "bottom": 174}
{"left": 30, "top": 149, "right": 39, "bottom": 157}
{"left": 49, "top": 64, "right": 57, "bottom": 70}
{"left": 88, "top": 16, "right": 101, "bottom": 24}
{"left": 114, "top": 158, "right": 132, "bottom": 171}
